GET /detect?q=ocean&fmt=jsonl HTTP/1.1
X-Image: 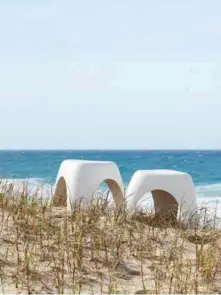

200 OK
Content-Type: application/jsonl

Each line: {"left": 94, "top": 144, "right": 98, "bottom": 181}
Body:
{"left": 1, "top": 150, "right": 221, "bottom": 215}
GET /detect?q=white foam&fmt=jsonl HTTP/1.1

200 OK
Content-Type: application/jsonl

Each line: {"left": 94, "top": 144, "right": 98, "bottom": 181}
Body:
{"left": 1, "top": 178, "right": 221, "bottom": 220}
{"left": 0, "top": 178, "right": 53, "bottom": 199}
{"left": 196, "top": 183, "right": 221, "bottom": 203}
{"left": 195, "top": 183, "right": 221, "bottom": 223}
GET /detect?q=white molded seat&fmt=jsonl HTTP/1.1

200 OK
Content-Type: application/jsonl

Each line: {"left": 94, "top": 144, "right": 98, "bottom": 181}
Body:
{"left": 126, "top": 170, "right": 197, "bottom": 219}
{"left": 51, "top": 160, "right": 124, "bottom": 211}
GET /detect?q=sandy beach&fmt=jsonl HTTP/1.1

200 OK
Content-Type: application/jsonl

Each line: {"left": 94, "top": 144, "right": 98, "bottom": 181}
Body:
{"left": 0, "top": 182, "right": 220, "bottom": 294}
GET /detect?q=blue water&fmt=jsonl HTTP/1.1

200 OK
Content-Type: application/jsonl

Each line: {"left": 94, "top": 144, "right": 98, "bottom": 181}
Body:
{"left": 1, "top": 150, "right": 221, "bottom": 207}
{"left": 0, "top": 150, "right": 221, "bottom": 184}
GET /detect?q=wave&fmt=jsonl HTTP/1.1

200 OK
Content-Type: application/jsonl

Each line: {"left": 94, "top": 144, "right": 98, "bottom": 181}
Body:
{"left": 2, "top": 178, "right": 221, "bottom": 197}
{"left": 1, "top": 178, "right": 221, "bottom": 217}
{"left": 195, "top": 183, "right": 221, "bottom": 203}
{"left": 0, "top": 178, "right": 53, "bottom": 199}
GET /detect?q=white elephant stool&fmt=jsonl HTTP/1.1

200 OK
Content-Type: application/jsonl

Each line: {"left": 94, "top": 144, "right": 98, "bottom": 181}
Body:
{"left": 126, "top": 170, "right": 197, "bottom": 220}
{"left": 51, "top": 160, "right": 124, "bottom": 211}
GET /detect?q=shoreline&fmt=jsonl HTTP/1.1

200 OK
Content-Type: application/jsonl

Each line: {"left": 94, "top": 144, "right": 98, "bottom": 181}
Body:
{"left": 1, "top": 178, "right": 221, "bottom": 219}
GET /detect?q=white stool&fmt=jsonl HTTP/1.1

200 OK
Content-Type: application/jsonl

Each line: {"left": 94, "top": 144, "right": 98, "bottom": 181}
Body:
{"left": 126, "top": 170, "right": 197, "bottom": 219}
{"left": 51, "top": 160, "right": 124, "bottom": 211}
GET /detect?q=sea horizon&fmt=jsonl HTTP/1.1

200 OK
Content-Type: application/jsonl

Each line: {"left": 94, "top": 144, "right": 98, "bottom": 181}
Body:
{"left": 2, "top": 149, "right": 221, "bottom": 151}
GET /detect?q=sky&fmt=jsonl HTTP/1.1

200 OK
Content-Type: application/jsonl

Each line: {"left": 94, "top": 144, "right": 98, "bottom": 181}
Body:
{"left": 0, "top": 0, "right": 221, "bottom": 149}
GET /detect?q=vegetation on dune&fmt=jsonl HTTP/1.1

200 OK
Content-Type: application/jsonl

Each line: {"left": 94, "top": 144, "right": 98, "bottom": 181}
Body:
{"left": 0, "top": 181, "right": 220, "bottom": 294}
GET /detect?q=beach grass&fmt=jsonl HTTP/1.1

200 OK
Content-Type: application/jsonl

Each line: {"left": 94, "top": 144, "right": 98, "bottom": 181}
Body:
{"left": 0, "top": 180, "right": 220, "bottom": 294}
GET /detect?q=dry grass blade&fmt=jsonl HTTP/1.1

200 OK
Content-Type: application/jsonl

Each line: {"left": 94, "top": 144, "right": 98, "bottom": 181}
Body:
{"left": 0, "top": 180, "right": 220, "bottom": 294}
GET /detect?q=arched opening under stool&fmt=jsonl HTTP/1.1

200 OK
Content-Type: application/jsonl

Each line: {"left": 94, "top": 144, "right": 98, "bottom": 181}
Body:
{"left": 152, "top": 189, "right": 178, "bottom": 220}
{"left": 94, "top": 179, "right": 124, "bottom": 209}
{"left": 137, "top": 189, "right": 178, "bottom": 221}
{"left": 53, "top": 177, "right": 67, "bottom": 207}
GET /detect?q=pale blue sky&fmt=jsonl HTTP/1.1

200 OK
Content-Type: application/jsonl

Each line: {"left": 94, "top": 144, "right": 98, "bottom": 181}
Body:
{"left": 1, "top": 0, "right": 221, "bottom": 149}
